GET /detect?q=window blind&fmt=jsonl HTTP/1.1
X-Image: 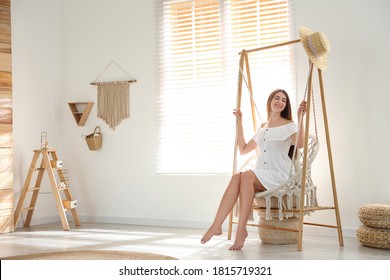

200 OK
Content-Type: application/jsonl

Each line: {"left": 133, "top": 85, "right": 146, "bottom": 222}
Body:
{"left": 157, "top": 0, "right": 295, "bottom": 174}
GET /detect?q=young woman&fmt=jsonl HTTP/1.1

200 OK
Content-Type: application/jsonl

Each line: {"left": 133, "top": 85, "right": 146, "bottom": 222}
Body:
{"left": 201, "top": 89, "right": 307, "bottom": 250}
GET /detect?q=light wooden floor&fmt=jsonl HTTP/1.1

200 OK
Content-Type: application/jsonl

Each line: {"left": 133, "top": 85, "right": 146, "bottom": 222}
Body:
{"left": 0, "top": 222, "right": 389, "bottom": 260}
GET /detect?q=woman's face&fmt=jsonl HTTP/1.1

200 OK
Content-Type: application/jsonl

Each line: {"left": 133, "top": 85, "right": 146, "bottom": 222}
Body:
{"left": 270, "top": 91, "right": 287, "bottom": 113}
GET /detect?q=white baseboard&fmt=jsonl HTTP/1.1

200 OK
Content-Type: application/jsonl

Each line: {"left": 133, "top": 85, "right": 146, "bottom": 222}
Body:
{"left": 14, "top": 215, "right": 60, "bottom": 229}
{"left": 79, "top": 215, "right": 210, "bottom": 229}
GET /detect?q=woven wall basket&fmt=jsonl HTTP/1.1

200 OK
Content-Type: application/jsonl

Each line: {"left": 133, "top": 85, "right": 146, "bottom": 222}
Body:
{"left": 258, "top": 216, "right": 299, "bottom": 245}
{"left": 356, "top": 225, "right": 390, "bottom": 249}
{"left": 358, "top": 203, "right": 390, "bottom": 229}
{"left": 85, "top": 126, "right": 102, "bottom": 151}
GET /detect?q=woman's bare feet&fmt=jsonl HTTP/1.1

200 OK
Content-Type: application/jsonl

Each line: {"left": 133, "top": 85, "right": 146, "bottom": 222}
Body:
{"left": 229, "top": 228, "right": 248, "bottom": 250}
{"left": 201, "top": 225, "right": 222, "bottom": 244}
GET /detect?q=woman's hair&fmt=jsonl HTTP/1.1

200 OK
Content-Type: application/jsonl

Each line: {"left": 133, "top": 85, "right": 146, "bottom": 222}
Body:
{"left": 266, "top": 89, "right": 293, "bottom": 120}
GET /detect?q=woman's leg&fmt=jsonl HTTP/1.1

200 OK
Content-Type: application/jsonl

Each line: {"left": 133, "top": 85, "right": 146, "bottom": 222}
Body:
{"left": 229, "top": 170, "right": 265, "bottom": 250}
{"left": 201, "top": 173, "right": 242, "bottom": 244}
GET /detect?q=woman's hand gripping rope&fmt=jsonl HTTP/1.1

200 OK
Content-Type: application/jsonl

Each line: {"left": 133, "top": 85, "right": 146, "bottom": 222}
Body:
{"left": 298, "top": 101, "right": 307, "bottom": 119}
{"left": 233, "top": 108, "right": 243, "bottom": 123}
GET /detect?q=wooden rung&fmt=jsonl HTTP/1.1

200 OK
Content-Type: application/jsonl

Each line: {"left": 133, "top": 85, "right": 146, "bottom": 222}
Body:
{"left": 306, "top": 206, "right": 335, "bottom": 211}
{"left": 236, "top": 221, "right": 300, "bottom": 233}
{"left": 28, "top": 187, "right": 40, "bottom": 191}
{"left": 256, "top": 224, "right": 299, "bottom": 233}
{"left": 242, "top": 221, "right": 340, "bottom": 231}
{"left": 22, "top": 207, "right": 34, "bottom": 212}
{"left": 303, "top": 222, "right": 338, "bottom": 229}
{"left": 34, "top": 168, "right": 45, "bottom": 171}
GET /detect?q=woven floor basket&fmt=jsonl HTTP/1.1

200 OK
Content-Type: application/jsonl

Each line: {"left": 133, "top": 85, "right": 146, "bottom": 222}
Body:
{"left": 258, "top": 216, "right": 299, "bottom": 245}
{"left": 356, "top": 225, "right": 390, "bottom": 249}
{"left": 255, "top": 197, "right": 299, "bottom": 244}
{"left": 358, "top": 203, "right": 390, "bottom": 229}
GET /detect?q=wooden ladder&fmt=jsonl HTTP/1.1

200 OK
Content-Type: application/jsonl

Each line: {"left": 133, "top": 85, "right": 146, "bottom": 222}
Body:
{"left": 14, "top": 149, "right": 81, "bottom": 231}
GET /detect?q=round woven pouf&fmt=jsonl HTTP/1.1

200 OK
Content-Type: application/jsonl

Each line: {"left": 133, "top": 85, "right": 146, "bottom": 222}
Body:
{"left": 358, "top": 204, "right": 390, "bottom": 229}
{"left": 356, "top": 225, "right": 390, "bottom": 249}
{"left": 357, "top": 203, "right": 390, "bottom": 249}
{"left": 258, "top": 216, "right": 299, "bottom": 245}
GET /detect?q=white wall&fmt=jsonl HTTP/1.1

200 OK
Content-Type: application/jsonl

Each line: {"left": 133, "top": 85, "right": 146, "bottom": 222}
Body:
{"left": 11, "top": 0, "right": 63, "bottom": 222}
{"left": 11, "top": 0, "right": 390, "bottom": 237}
{"left": 294, "top": 0, "right": 390, "bottom": 234}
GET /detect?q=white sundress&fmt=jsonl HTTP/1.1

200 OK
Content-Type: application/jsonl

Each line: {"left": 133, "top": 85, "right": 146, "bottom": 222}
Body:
{"left": 251, "top": 122, "right": 298, "bottom": 190}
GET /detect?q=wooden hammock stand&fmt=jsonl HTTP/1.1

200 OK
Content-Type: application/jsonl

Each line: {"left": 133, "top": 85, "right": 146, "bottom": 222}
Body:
{"left": 228, "top": 39, "right": 344, "bottom": 251}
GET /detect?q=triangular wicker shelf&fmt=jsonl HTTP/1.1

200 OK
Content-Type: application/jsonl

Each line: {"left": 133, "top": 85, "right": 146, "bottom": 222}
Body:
{"left": 68, "top": 102, "right": 94, "bottom": 126}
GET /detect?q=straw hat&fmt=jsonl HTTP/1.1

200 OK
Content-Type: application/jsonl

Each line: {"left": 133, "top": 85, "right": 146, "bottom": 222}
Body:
{"left": 299, "top": 27, "right": 330, "bottom": 70}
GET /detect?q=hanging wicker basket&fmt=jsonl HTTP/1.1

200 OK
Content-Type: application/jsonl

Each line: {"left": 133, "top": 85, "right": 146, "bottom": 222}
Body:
{"left": 84, "top": 126, "right": 102, "bottom": 150}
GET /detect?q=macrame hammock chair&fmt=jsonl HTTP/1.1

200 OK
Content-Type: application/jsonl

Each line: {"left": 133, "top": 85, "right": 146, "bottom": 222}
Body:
{"left": 228, "top": 39, "right": 343, "bottom": 251}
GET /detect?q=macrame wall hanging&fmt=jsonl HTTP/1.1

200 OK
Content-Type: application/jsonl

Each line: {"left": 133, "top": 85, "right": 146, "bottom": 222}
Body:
{"left": 90, "top": 61, "right": 136, "bottom": 130}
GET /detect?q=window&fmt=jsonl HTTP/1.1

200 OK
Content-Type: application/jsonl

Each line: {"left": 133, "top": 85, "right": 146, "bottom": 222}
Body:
{"left": 157, "top": 0, "right": 295, "bottom": 174}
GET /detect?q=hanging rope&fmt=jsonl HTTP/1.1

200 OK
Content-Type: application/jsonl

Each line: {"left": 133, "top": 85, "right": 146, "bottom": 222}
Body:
{"left": 311, "top": 80, "right": 319, "bottom": 142}
{"left": 238, "top": 62, "right": 263, "bottom": 124}
{"left": 91, "top": 60, "right": 136, "bottom": 84}
{"left": 288, "top": 61, "right": 314, "bottom": 178}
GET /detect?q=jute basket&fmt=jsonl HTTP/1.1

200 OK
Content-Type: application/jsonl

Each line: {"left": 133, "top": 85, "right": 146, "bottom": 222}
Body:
{"left": 358, "top": 203, "right": 390, "bottom": 229}
{"left": 258, "top": 215, "right": 299, "bottom": 245}
{"left": 356, "top": 225, "right": 390, "bottom": 249}
{"left": 85, "top": 126, "right": 102, "bottom": 151}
